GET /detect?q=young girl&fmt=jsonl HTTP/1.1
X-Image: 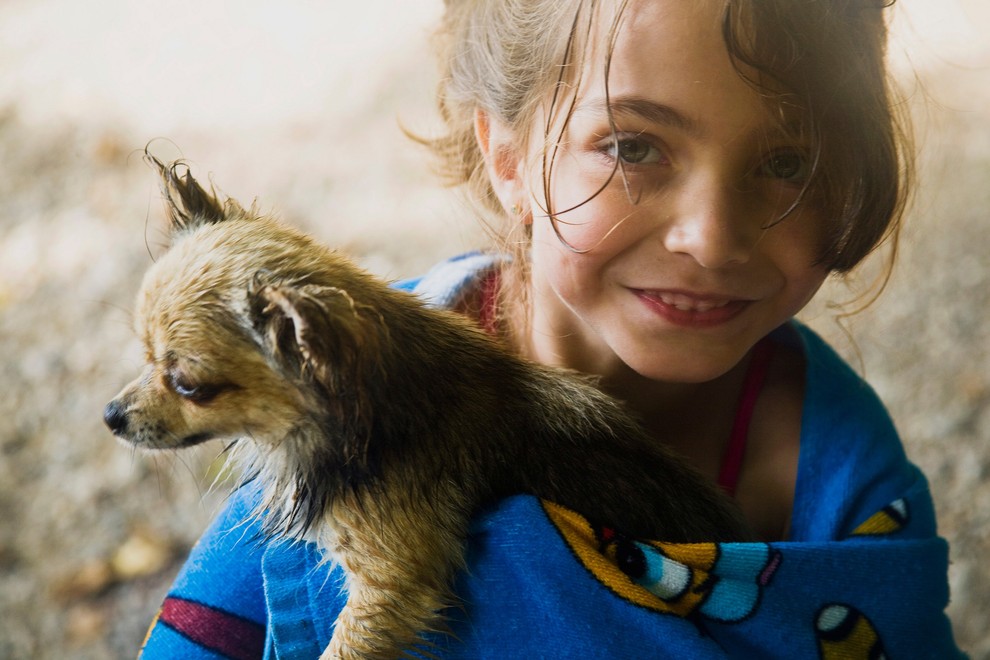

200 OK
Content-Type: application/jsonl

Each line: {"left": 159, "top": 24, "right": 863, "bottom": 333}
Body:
{"left": 140, "top": 0, "right": 962, "bottom": 656}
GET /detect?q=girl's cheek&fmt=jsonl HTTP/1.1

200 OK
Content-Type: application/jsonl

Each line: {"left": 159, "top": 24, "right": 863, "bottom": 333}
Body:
{"left": 535, "top": 166, "right": 632, "bottom": 253}
{"left": 545, "top": 213, "right": 610, "bottom": 253}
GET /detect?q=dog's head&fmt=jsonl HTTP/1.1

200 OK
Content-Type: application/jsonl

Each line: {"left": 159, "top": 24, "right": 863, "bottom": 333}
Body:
{"left": 105, "top": 156, "right": 384, "bottom": 472}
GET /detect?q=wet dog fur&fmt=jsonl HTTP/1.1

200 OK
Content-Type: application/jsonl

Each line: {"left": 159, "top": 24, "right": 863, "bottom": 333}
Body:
{"left": 105, "top": 157, "right": 751, "bottom": 659}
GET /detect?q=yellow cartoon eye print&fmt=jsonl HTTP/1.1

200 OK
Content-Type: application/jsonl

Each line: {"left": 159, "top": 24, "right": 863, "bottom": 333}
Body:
{"left": 542, "top": 501, "right": 781, "bottom": 623}
{"left": 851, "top": 498, "right": 908, "bottom": 537}
{"left": 816, "top": 604, "right": 888, "bottom": 660}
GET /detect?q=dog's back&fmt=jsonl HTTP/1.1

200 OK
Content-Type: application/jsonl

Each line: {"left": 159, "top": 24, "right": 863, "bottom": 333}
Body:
{"left": 325, "top": 285, "right": 753, "bottom": 542}
{"left": 117, "top": 157, "right": 751, "bottom": 659}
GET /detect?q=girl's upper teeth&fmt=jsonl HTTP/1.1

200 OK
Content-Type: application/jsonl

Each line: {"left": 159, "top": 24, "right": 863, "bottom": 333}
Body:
{"left": 658, "top": 293, "right": 731, "bottom": 312}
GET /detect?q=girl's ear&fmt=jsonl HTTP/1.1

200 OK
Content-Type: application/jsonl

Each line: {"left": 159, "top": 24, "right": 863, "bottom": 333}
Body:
{"left": 475, "top": 109, "right": 530, "bottom": 222}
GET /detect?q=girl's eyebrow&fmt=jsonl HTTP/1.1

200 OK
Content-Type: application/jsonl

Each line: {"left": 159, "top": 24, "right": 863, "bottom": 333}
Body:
{"left": 581, "top": 95, "right": 804, "bottom": 146}
{"left": 580, "top": 96, "right": 702, "bottom": 137}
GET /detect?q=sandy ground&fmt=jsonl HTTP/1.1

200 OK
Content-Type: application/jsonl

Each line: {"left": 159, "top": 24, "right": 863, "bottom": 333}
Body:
{"left": 0, "top": 0, "right": 986, "bottom": 657}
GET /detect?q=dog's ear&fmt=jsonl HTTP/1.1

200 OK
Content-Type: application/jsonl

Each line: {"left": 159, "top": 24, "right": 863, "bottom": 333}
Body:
{"left": 249, "top": 273, "right": 385, "bottom": 445}
{"left": 145, "top": 152, "right": 248, "bottom": 236}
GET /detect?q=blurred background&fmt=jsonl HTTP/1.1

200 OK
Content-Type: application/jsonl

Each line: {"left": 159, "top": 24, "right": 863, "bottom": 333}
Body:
{"left": 0, "top": 0, "right": 986, "bottom": 657}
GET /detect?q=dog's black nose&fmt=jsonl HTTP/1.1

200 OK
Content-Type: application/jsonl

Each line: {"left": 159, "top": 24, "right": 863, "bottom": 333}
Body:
{"left": 103, "top": 400, "right": 129, "bottom": 435}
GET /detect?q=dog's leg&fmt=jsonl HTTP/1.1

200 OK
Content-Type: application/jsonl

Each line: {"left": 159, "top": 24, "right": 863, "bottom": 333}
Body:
{"left": 321, "top": 492, "right": 468, "bottom": 659}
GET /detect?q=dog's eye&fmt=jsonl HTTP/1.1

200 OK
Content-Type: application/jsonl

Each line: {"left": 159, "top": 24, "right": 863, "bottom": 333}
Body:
{"left": 169, "top": 372, "right": 221, "bottom": 404}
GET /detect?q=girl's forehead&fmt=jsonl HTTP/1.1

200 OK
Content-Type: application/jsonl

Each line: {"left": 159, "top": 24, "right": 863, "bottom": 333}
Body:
{"left": 596, "top": 0, "right": 745, "bottom": 87}
{"left": 589, "top": 0, "right": 726, "bottom": 50}
{"left": 570, "top": 0, "right": 788, "bottom": 137}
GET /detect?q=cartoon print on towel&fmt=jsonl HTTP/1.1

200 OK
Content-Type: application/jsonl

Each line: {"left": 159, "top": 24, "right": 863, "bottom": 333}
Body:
{"left": 850, "top": 498, "right": 909, "bottom": 537}
{"left": 815, "top": 603, "right": 888, "bottom": 660}
{"left": 803, "top": 498, "right": 908, "bottom": 658}
{"left": 543, "top": 501, "right": 781, "bottom": 623}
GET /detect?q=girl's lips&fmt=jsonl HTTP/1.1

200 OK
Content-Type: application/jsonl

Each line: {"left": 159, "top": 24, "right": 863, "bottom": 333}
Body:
{"left": 633, "top": 289, "right": 750, "bottom": 326}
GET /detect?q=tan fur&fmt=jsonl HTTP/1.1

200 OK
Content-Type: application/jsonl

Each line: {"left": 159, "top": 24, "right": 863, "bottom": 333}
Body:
{"left": 105, "top": 156, "right": 752, "bottom": 659}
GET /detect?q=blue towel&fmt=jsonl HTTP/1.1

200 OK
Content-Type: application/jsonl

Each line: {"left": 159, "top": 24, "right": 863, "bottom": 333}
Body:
{"left": 141, "top": 484, "right": 960, "bottom": 659}
{"left": 138, "top": 254, "right": 962, "bottom": 659}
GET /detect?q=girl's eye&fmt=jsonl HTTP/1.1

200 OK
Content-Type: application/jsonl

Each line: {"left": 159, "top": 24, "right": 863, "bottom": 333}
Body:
{"left": 603, "top": 136, "right": 663, "bottom": 165}
{"left": 616, "top": 138, "right": 656, "bottom": 164}
{"left": 758, "top": 150, "right": 809, "bottom": 182}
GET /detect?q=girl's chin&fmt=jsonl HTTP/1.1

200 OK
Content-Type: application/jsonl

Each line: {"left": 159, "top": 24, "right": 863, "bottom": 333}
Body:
{"left": 608, "top": 342, "right": 751, "bottom": 385}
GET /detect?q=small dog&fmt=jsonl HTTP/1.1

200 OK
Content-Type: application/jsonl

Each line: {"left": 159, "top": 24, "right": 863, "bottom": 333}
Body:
{"left": 105, "top": 157, "right": 751, "bottom": 659}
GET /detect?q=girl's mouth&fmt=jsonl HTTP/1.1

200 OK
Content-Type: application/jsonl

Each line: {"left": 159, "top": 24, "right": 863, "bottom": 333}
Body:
{"left": 654, "top": 291, "right": 732, "bottom": 313}
{"left": 633, "top": 289, "right": 749, "bottom": 326}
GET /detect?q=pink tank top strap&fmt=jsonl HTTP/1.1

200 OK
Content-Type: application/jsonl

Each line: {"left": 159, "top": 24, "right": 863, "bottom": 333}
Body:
{"left": 478, "top": 270, "right": 501, "bottom": 335}
{"left": 717, "top": 337, "right": 776, "bottom": 497}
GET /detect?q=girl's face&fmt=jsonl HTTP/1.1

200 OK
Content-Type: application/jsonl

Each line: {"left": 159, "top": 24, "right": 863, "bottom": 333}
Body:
{"left": 519, "top": 0, "right": 829, "bottom": 384}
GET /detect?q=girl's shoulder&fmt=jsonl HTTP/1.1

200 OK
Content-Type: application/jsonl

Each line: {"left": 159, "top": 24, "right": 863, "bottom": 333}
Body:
{"left": 395, "top": 251, "right": 501, "bottom": 303}
{"left": 783, "top": 320, "right": 935, "bottom": 541}
{"left": 771, "top": 320, "right": 898, "bottom": 440}
{"left": 786, "top": 320, "right": 900, "bottom": 450}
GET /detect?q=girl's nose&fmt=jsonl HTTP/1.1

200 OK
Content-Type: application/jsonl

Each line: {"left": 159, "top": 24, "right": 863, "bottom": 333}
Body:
{"left": 660, "top": 175, "right": 758, "bottom": 269}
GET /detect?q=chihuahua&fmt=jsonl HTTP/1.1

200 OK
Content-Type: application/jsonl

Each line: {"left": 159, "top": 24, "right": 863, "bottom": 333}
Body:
{"left": 105, "top": 156, "right": 751, "bottom": 659}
